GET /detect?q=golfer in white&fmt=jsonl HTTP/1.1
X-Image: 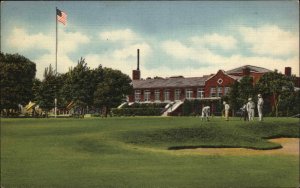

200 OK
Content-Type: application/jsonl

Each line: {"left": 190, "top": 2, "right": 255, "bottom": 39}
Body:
{"left": 257, "top": 94, "right": 264, "bottom": 121}
{"left": 223, "top": 101, "right": 230, "bottom": 121}
{"left": 201, "top": 106, "right": 210, "bottom": 121}
{"left": 246, "top": 98, "right": 255, "bottom": 121}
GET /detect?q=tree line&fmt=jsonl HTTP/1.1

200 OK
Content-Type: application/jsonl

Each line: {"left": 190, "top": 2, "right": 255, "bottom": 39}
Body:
{"left": 0, "top": 52, "right": 133, "bottom": 117}
{"left": 1, "top": 52, "right": 299, "bottom": 117}
{"left": 225, "top": 72, "right": 299, "bottom": 117}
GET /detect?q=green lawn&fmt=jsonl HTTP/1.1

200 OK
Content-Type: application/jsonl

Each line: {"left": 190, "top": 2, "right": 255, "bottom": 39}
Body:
{"left": 1, "top": 117, "right": 299, "bottom": 188}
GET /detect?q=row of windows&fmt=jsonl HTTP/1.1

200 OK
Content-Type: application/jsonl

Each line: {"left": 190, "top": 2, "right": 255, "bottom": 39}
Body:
{"left": 210, "top": 87, "right": 230, "bottom": 97}
{"left": 135, "top": 87, "right": 231, "bottom": 102}
{"left": 135, "top": 88, "right": 205, "bottom": 102}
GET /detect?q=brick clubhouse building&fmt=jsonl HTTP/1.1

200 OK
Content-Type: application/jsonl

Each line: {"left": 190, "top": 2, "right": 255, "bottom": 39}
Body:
{"left": 127, "top": 49, "right": 297, "bottom": 115}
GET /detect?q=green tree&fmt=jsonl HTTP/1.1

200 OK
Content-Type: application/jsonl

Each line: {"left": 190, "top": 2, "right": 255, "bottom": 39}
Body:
{"left": 94, "top": 68, "right": 133, "bottom": 117}
{"left": 238, "top": 76, "right": 255, "bottom": 102}
{"left": 60, "top": 58, "right": 103, "bottom": 114}
{"left": 0, "top": 52, "right": 36, "bottom": 116}
{"left": 35, "top": 65, "right": 58, "bottom": 116}
{"left": 227, "top": 76, "right": 256, "bottom": 116}
{"left": 32, "top": 78, "right": 42, "bottom": 102}
{"left": 256, "top": 70, "right": 295, "bottom": 117}
{"left": 227, "top": 81, "right": 241, "bottom": 116}
{"left": 278, "top": 89, "right": 295, "bottom": 116}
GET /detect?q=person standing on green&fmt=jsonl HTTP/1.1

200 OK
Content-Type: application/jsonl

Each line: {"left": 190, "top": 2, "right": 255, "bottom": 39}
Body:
{"left": 257, "top": 94, "right": 264, "bottom": 122}
{"left": 246, "top": 98, "right": 255, "bottom": 121}
{"left": 223, "top": 101, "right": 230, "bottom": 121}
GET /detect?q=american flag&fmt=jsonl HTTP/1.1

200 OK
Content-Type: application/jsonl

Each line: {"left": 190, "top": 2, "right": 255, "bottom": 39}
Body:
{"left": 57, "top": 9, "right": 67, "bottom": 25}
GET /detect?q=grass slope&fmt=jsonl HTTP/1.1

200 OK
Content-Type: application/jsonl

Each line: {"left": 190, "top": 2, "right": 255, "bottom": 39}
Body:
{"left": 1, "top": 117, "right": 299, "bottom": 188}
{"left": 121, "top": 118, "right": 299, "bottom": 150}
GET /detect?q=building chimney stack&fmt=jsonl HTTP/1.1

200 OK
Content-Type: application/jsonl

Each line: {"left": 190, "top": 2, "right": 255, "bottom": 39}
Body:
{"left": 132, "top": 49, "right": 141, "bottom": 80}
{"left": 285, "top": 67, "right": 291, "bottom": 76}
{"left": 137, "top": 49, "right": 140, "bottom": 70}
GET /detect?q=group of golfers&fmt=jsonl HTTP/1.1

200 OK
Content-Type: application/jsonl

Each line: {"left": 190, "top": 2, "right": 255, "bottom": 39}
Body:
{"left": 201, "top": 94, "right": 264, "bottom": 122}
{"left": 239, "top": 94, "right": 264, "bottom": 122}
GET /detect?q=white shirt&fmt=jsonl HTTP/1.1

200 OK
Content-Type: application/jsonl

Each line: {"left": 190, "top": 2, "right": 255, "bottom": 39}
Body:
{"left": 247, "top": 101, "right": 255, "bottom": 111}
{"left": 202, "top": 106, "right": 210, "bottom": 114}
{"left": 224, "top": 104, "right": 230, "bottom": 110}
{"left": 258, "top": 98, "right": 264, "bottom": 107}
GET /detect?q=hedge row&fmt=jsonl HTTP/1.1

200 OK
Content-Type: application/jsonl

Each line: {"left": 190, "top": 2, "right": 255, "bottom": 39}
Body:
{"left": 111, "top": 108, "right": 164, "bottom": 116}
{"left": 181, "top": 99, "right": 223, "bottom": 116}
{"left": 122, "top": 103, "right": 168, "bottom": 109}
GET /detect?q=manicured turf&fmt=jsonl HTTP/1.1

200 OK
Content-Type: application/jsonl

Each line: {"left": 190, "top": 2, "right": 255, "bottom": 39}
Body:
{"left": 1, "top": 117, "right": 299, "bottom": 188}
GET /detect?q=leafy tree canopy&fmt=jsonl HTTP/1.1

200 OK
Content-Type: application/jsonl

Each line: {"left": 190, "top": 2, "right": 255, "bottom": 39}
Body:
{"left": 255, "top": 70, "right": 296, "bottom": 117}
{"left": 94, "top": 67, "right": 133, "bottom": 116}
{"left": 0, "top": 52, "right": 36, "bottom": 111}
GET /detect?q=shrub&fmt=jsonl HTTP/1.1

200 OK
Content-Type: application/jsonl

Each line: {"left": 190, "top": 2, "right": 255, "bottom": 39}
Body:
{"left": 111, "top": 108, "right": 163, "bottom": 116}
{"left": 124, "top": 103, "right": 168, "bottom": 109}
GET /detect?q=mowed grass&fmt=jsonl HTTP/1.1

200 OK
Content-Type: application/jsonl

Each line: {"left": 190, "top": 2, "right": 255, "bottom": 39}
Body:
{"left": 1, "top": 117, "right": 299, "bottom": 188}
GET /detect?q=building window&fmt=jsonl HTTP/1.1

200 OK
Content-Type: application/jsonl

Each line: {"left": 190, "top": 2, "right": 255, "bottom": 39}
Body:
{"left": 224, "top": 87, "right": 230, "bottom": 95}
{"left": 210, "top": 87, "right": 216, "bottom": 97}
{"left": 154, "top": 90, "right": 160, "bottom": 101}
{"left": 164, "top": 90, "right": 170, "bottom": 101}
{"left": 144, "top": 90, "right": 151, "bottom": 102}
{"left": 174, "top": 89, "right": 181, "bottom": 100}
{"left": 185, "top": 89, "right": 193, "bottom": 99}
{"left": 217, "top": 87, "right": 223, "bottom": 97}
{"left": 197, "top": 88, "right": 204, "bottom": 98}
{"left": 134, "top": 90, "right": 141, "bottom": 102}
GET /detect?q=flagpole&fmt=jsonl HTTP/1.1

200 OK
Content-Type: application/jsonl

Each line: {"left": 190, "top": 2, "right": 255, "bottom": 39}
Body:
{"left": 56, "top": 7, "right": 58, "bottom": 75}
{"left": 55, "top": 7, "right": 58, "bottom": 118}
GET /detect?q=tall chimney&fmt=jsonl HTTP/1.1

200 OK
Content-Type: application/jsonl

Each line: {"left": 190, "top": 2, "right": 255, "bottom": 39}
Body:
{"left": 285, "top": 67, "right": 291, "bottom": 76}
{"left": 137, "top": 49, "right": 140, "bottom": 70}
{"left": 132, "top": 49, "right": 141, "bottom": 80}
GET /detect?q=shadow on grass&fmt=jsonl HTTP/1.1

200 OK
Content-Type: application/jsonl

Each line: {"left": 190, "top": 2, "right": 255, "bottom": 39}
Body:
{"left": 168, "top": 144, "right": 283, "bottom": 150}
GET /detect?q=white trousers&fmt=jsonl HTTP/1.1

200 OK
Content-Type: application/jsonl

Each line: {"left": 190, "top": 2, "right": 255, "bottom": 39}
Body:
{"left": 258, "top": 107, "right": 263, "bottom": 121}
{"left": 201, "top": 112, "right": 209, "bottom": 121}
{"left": 248, "top": 109, "right": 255, "bottom": 121}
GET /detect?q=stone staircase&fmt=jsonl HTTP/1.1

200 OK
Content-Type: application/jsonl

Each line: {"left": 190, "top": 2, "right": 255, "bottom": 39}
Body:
{"left": 161, "top": 101, "right": 184, "bottom": 116}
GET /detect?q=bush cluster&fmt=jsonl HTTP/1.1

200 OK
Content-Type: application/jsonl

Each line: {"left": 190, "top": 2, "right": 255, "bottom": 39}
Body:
{"left": 181, "top": 99, "right": 223, "bottom": 116}
{"left": 122, "top": 103, "right": 168, "bottom": 109}
{"left": 111, "top": 108, "right": 163, "bottom": 116}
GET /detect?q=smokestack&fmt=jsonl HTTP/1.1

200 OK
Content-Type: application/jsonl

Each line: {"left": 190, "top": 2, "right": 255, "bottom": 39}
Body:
{"left": 132, "top": 49, "right": 141, "bottom": 80}
{"left": 137, "top": 49, "right": 140, "bottom": 70}
{"left": 285, "top": 67, "right": 291, "bottom": 76}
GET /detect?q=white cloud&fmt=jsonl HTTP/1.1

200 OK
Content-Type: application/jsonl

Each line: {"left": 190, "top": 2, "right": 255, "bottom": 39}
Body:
{"left": 161, "top": 40, "right": 224, "bottom": 64}
{"left": 84, "top": 28, "right": 153, "bottom": 76}
{"left": 160, "top": 39, "right": 299, "bottom": 76}
{"left": 6, "top": 27, "right": 90, "bottom": 79}
{"left": 59, "top": 30, "right": 90, "bottom": 54}
{"left": 190, "top": 33, "right": 237, "bottom": 50}
{"left": 161, "top": 40, "right": 193, "bottom": 60}
{"left": 8, "top": 27, "right": 54, "bottom": 52}
{"left": 34, "top": 53, "right": 74, "bottom": 79}
{"left": 85, "top": 42, "right": 153, "bottom": 76}
{"left": 5, "top": 25, "right": 299, "bottom": 81}
{"left": 99, "top": 28, "right": 139, "bottom": 44}
{"left": 239, "top": 25, "right": 299, "bottom": 56}
{"left": 112, "top": 42, "right": 152, "bottom": 60}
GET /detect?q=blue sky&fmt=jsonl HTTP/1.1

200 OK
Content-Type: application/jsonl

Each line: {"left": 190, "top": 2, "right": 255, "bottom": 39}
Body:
{"left": 1, "top": 1, "right": 299, "bottom": 79}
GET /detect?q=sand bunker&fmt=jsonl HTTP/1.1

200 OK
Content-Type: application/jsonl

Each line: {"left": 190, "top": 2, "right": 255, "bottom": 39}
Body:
{"left": 173, "top": 138, "right": 299, "bottom": 156}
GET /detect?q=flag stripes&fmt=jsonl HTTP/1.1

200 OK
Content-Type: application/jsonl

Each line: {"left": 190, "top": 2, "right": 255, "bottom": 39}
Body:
{"left": 57, "top": 9, "right": 67, "bottom": 25}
